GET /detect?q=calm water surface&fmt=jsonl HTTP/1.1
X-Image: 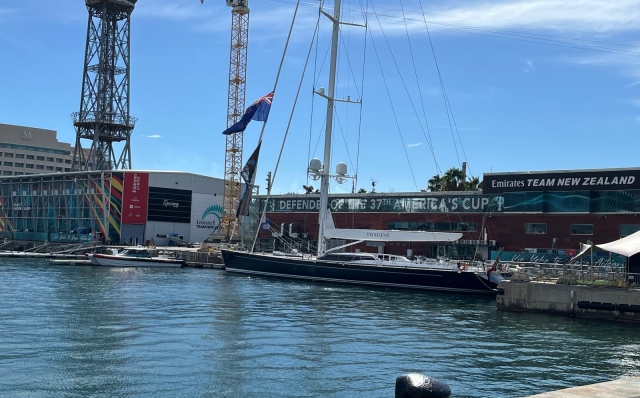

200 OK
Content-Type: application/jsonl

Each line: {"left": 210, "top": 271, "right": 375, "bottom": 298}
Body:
{"left": 1, "top": 258, "right": 639, "bottom": 397}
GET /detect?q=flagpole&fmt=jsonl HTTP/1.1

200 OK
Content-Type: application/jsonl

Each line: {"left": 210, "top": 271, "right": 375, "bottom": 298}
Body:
{"left": 245, "top": 0, "right": 308, "bottom": 252}
{"left": 231, "top": 0, "right": 300, "bottom": 247}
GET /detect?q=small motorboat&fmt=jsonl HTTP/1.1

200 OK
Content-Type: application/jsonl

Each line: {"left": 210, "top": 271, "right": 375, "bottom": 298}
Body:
{"left": 87, "top": 247, "right": 185, "bottom": 268}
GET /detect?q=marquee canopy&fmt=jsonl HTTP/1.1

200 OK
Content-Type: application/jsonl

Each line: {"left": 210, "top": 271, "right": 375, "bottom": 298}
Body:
{"left": 597, "top": 230, "right": 640, "bottom": 257}
{"left": 569, "top": 230, "right": 640, "bottom": 263}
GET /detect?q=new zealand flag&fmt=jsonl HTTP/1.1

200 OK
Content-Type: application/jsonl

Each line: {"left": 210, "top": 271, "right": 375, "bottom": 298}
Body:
{"left": 223, "top": 92, "right": 274, "bottom": 135}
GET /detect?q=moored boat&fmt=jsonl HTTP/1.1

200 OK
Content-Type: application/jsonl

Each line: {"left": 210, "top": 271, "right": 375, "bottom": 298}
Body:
{"left": 87, "top": 247, "right": 185, "bottom": 268}
{"left": 223, "top": 250, "right": 503, "bottom": 294}
{"left": 220, "top": 0, "right": 503, "bottom": 295}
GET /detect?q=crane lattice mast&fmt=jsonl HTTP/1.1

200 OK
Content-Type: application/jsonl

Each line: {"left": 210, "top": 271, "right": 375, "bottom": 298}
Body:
{"left": 201, "top": 0, "right": 249, "bottom": 239}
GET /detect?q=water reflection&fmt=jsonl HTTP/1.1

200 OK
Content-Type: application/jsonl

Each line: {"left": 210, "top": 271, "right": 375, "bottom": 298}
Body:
{"left": 0, "top": 260, "right": 638, "bottom": 398}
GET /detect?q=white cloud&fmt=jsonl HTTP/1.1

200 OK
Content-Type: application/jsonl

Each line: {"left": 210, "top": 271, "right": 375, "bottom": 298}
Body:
{"left": 374, "top": 0, "right": 640, "bottom": 35}
{"left": 629, "top": 99, "right": 640, "bottom": 107}
{"left": 622, "top": 81, "right": 640, "bottom": 90}
{"left": 147, "top": 134, "right": 162, "bottom": 138}
{"left": 407, "top": 142, "right": 422, "bottom": 148}
{"left": 523, "top": 59, "right": 535, "bottom": 73}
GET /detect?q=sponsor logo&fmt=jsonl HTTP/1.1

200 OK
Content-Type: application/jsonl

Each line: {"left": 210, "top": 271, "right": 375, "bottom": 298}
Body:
{"left": 22, "top": 131, "right": 32, "bottom": 141}
{"left": 163, "top": 200, "right": 179, "bottom": 208}
{"left": 197, "top": 204, "right": 225, "bottom": 232}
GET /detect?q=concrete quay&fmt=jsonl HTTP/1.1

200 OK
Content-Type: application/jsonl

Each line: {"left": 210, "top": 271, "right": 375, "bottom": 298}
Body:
{"left": 522, "top": 377, "right": 640, "bottom": 397}
{"left": 497, "top": 278, "right": 640, "bottom": 321}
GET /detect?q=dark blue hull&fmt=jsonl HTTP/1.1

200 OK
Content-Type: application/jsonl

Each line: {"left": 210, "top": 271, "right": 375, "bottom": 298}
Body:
{"left": 222, "top": 250, "right": 499, "bottom": 294}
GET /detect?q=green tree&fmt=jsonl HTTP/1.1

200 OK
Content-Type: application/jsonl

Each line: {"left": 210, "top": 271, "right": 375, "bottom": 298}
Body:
{"left": 303, "top": 185, "right": 320, "bottom": 194}
{"left": 427, "top": 167, "right": 483, "bottom": 192}
{"left": 357, "top": 188, "right": 367, "bottom": 193}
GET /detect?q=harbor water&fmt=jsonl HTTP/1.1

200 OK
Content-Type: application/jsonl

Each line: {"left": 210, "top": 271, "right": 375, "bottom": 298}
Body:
{"left": 1, "top": 259, "right": 639, "bottom": 397}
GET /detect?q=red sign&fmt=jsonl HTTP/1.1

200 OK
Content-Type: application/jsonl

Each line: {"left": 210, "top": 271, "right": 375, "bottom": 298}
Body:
{"left": 122, "top": 172, "right": 149, "bottom": 224}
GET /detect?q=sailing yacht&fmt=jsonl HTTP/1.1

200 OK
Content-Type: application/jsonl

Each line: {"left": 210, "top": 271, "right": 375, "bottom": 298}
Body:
{"left": 221, "top": 0, "right": 503, "bottom": 294}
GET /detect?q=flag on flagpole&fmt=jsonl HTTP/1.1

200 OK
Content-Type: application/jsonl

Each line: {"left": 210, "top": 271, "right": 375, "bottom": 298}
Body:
{"left": 236, "top": 141, "right": 262, "bottom": 218}
{"left": 223, "top": 92, "right": 274, "bottom": 135}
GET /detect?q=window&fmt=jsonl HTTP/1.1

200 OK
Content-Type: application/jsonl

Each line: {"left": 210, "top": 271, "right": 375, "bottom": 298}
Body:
{"left": 64, "top": 168, "right": 71, "bottom": 172}
{"left": 46, "top": 157, "right": 54, "bottom": 162}
{"left": 15, "top": 153, "right": 24, "bottom": 159}
{"left": 3, "top": 171, "right": 12, "bottom": 176}
{"left": 26, "top": 155, "right": 34, "bottom": 160}
{"left": 15, "top": 163, "right": 24, "bottom": 167}
{"left": 56, "top": 158, "right": 63, "bottom": 163}
{"left": 14, "top": 172, "right": 23, "bottom": 176}
{"left": 620, "top": 224, "right": 640, "bottom": 237}
{"left": 571, "top": 224, "right": 593, "bottom": 235}
{"left": 37, "top": 156, "right": 44, "bottom": 161}
{"left": 26, "top": 164, "right": 34, "bottom": 169}
{"left": 45, "top": 166, "right": 53, "bottom": 171}
{"left": 4, "top": 153, "right": 13, "bottom": 158}
{"left": 525, "top": 223, "right": 547, "bottom": 234}
{"left": 64, "top": 159, "right": 71, "bottom": 164}
{"left": 4, "top": 161, "right": 13, "bottom": 166}
{"left": 55, "top": 167, "right": 62, "bottom": 171}
{"left": 36, "top": 165, "right": 44, "bottom": 170}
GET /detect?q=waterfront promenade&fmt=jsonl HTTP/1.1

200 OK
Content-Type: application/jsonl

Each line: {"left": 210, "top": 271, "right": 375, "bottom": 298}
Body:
{"left": 525, "top": 377, "right": 640, "bottom": 397}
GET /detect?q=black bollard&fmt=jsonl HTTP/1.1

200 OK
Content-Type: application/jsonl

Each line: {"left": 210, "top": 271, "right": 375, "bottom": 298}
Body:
{"left": 395, "top": 373, "right": 451, "bottom": 398}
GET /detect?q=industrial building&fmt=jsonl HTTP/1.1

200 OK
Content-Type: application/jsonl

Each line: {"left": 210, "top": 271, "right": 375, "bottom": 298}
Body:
{"left": 0, "top": 170, "right": 226, "bottom": 246}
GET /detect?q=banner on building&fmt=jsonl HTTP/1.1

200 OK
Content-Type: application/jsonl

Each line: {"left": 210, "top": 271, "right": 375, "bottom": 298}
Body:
{"left": 122, "top": 172, "right": 149, "bottom": 224}
{"left": 190, "top": 193, "right": 224, "bottom": 243}
{"left": 484, "top": 169, "right": 640, "bottom": 194}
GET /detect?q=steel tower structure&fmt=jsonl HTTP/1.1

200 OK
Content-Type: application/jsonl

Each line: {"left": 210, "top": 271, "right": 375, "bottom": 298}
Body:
{"left": 72, "top": 0, "right": 138, "bottom": 171}
{"left": 221, "top": 0, "right": 250, "bottom": 237}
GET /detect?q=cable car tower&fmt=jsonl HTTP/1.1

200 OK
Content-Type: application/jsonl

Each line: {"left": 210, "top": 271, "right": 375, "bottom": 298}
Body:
{"left": 72, "top": 0, "right": 138, "bottom": 171}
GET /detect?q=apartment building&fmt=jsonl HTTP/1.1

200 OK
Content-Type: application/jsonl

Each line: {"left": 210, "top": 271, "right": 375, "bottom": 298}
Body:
{"left": 0, "top": 123, "right": 75, "bottom": 176}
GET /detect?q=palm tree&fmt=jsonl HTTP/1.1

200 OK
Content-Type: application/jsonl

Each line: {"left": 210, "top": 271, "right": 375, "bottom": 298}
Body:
{"left": 427, "top": 175, "right": 443, "bottom": 192}
{"left": 427, "top": 167, "right": 483, "bottom": 192}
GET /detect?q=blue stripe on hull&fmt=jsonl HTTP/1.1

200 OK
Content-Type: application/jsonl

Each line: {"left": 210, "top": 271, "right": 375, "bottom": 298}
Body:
{"left": 222, "top": 250, "right": 498, "bottom": 295}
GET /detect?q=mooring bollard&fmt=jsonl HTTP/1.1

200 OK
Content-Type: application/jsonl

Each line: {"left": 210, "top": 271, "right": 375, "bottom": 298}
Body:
{"left": 395, "top": 373, "right": 451, "bottom": 398}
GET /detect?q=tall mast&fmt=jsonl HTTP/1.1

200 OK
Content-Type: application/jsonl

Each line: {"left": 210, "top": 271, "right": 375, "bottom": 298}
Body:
{"left": 316, "top": 0, "right": 342, "bottom": 257}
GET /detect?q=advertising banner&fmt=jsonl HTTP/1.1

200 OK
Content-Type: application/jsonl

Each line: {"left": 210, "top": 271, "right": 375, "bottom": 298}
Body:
{"left": 261, "top": 195, "right": 505, "bottom": 214}
{"left": 190, "top": 193, "right": 224, "bottom": 243}
{"left": 484, "top": 169, "right": 640, "bottom": 194}
{"left": 122, "top": 172, "right": 149, "bottom": 224}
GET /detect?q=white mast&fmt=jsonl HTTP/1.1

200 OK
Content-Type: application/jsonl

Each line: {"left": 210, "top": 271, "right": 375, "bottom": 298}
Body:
{"left": 316, "top": 0, "right": 342, "bottom": 257}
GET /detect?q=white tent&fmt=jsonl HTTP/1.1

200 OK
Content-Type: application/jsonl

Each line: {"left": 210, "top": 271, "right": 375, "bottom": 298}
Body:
{"left": 596, "top": 230, "right": 640, "bottom": 257}
{"left": 569, "top": 230, "right": 640, "bottom": 263}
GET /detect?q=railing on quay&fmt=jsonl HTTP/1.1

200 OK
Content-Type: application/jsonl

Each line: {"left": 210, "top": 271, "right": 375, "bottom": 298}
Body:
{"left": 502, "top": 261, "right": 640, "bottom": 288}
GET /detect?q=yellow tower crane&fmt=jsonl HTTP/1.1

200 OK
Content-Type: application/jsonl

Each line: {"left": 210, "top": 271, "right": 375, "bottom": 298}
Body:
{"left": 201, "top": 0, "right": 249, "bottom": 239}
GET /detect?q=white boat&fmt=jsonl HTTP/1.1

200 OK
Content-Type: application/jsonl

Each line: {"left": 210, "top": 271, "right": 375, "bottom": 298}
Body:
{"left": 87, "top": 247, "right": 185, "bottom": 268}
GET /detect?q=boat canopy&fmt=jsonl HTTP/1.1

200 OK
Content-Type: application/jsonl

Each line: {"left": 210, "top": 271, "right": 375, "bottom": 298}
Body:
{"left": 323, "top": 227, "right": 462, "bottom": 242}
{"left": 323, "top": 210, "right": 461, "bottom": 242}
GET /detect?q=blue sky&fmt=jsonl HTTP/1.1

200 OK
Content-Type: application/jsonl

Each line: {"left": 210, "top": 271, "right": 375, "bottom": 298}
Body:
{"left": 1, "top": 0, "right": 639, "bottom": 194}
